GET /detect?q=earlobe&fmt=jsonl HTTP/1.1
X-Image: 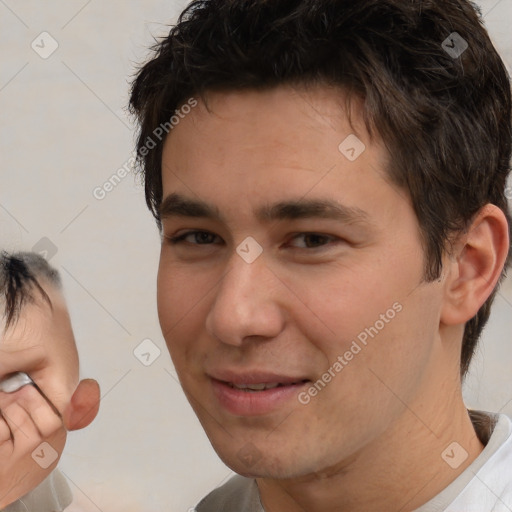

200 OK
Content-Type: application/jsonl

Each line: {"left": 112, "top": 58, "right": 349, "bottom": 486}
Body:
{"left": 64, "top": 378, "right": 100, "bottom": 431}
{"left": 440, "top": 204, "right": 509, "bottom": 326}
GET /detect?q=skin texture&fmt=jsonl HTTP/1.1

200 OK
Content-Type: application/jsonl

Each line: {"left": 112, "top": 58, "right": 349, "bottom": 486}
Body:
{"left": 0, "top": 280, "right": 100, "bottom": 508}
{"left": 157, "top": 85, "right": 509, "bottom": 511}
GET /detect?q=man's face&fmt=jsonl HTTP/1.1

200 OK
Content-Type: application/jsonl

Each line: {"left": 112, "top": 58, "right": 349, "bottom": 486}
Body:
{"left": 157, "top": 85, "right": 448, "bottom": 478}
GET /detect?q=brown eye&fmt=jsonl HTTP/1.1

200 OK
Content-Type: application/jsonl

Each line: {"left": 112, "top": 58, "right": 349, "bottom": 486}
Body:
{"left": 289, "top": 233, "right": 337, "bottom": 249}
{"left": 167, "top": 231, "right": 220, "bottom": 245}
{"left": 303, "top": 234, "right": 331, "bottom": 248}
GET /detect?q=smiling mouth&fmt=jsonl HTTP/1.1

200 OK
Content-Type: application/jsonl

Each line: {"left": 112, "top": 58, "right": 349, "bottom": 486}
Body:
{"left": 210, "top": 377, "right": 311, "bottom": 415}
{"left": 225, "top": 380, "right": 310, "bottom": 392}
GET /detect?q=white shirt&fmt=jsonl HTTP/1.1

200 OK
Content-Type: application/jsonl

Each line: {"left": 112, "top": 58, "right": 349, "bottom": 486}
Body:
{"left": 417, "top": 413, "right": 512, "bottom": 512}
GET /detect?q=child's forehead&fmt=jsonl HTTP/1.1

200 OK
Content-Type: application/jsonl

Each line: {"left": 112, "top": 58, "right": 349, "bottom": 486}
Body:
{"left": 1, "top": 283, "right": 71, "bottom": 340}
{"left": 29, "top": 283, "right": 70, "bottom": 326}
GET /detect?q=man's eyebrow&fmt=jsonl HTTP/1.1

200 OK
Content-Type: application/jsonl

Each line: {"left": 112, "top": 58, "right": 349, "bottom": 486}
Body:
{"left": 257, "top": 199, "right": 370, "bottom": 224}
{"left": 159, "top": 192, "right": 371, "bottom": 225}
{"left": 159, "top": 193, "right": 223, "bottom": 221}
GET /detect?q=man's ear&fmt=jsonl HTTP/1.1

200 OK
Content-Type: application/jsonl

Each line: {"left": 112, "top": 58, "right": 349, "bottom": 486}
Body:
{"left": 440, "top": 204, "right": 510, "bottom": 325}
{"left": 63, "top": 378, "right": 100, "bottom": 431}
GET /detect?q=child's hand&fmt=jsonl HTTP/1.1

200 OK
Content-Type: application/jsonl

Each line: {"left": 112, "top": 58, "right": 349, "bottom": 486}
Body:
{"left": 0, "top": 381, "right": 66, "bottom": 508}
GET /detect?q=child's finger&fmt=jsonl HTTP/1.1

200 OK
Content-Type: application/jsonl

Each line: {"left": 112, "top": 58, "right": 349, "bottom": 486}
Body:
{"left": 29, "top": 401, "right": 63, "bottom": 439}
{"left": 0, "top": 400, "right": 41, "bottom": 453}
{"left": 5, "top": 385, "right": 63, "bottom": 439}
{"left": 0, "top": 411, "right": 13, "bottom": 447}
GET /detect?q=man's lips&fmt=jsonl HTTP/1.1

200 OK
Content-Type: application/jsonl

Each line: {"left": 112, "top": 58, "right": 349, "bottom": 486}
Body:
{"left": 208, "top": 370, "right": 311, "bottom": 415}
{"left": 208, "top": 370, "right": 311, "bottom": 388}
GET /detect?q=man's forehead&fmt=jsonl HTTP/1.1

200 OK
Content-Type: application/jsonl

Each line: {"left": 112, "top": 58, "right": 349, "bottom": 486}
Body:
{"left": 180, "top": 84, "right": 369, "bottom": 134}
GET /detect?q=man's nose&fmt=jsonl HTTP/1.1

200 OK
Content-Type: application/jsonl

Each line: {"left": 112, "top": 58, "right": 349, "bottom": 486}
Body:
{"left": 204, "top": 250, "right": 286, "bottom": 347}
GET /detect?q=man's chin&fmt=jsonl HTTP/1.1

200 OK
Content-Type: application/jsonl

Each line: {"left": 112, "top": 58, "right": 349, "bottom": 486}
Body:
{"left": 208, "top": 439, "right": 316, "bottom": 480}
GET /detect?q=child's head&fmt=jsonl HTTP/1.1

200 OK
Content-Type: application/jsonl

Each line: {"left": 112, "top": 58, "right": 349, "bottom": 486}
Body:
{"left": 0, "top": 251, "right": 63, "bottom": 330}
{"left": 1, "top": 252, "right": 79, "bottom": 401}
{"left": 0, "top": 251, "right": 99, "bottom": 490}
{"left": 0, "top": 252, "right": 81, "bottom": 417}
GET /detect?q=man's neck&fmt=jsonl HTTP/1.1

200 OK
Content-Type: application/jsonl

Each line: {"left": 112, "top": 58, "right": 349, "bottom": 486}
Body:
{"left": 257, "top": 397, "right": 485, "bottom": 512}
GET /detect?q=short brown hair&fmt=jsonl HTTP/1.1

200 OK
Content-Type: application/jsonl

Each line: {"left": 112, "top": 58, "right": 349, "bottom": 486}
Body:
{"left": 129, "top": 0, "right": 512, "bottom": 377}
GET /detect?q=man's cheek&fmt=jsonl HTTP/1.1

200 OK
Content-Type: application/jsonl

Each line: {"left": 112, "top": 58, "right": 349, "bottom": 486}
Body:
{"left": 165, "top": 330, "right": 195, "bottom": 370}
{"left": 157, "top": 288, "right": 183, "bottom": 335}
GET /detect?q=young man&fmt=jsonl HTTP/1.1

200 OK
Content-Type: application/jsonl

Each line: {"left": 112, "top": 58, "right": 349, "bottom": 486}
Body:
{"left": 0, "top": 252, "right": 100, "bottom": 511}
{"left": 129, "top": 0, "right": 512, "bottom": 510}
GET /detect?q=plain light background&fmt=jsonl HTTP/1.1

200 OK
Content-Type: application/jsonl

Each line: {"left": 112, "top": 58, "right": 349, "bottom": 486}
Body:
{"left": 0, "top": 1, "right": 511, "bottom": 511}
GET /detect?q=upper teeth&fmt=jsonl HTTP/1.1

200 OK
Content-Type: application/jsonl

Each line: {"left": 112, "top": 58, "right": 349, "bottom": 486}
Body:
{"left": 232, "top": 383, "right": 280, "bottom": 391}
